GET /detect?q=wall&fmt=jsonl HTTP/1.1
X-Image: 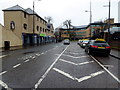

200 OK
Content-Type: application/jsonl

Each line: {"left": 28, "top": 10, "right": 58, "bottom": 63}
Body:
{"left": 0, "top": 24, "right": 22, "bottom": 48}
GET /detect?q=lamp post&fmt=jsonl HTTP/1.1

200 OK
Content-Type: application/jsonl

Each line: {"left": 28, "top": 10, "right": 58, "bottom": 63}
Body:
{"left": 103, "top": 0, "right": 111, "bottom": 43}
{"left": 33, "top": 0, "right": 41, "bottom": 34}
{"left": 85, "top": 0, "right": 92, "bottom": 39}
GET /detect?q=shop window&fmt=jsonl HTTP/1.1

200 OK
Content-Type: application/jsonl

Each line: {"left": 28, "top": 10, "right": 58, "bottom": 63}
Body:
{"left": 23, "top": 23, "right": 27, "bottom": 30}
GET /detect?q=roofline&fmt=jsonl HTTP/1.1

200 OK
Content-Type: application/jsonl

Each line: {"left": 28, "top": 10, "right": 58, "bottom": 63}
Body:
{"left": 3, "top": 7, "right": 47, "bottom": 23}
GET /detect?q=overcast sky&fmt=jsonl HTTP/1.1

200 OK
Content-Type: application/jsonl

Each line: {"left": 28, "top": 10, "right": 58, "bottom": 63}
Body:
{"left": 0, "top": 0, "right": 119, "bottom": 28}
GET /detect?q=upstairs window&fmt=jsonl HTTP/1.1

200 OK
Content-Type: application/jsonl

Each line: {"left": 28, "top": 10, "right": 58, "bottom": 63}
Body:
{"left": 10, "top": 21, "right": 15, "bottom": 30}
{"left": 37, "top": 26, "right": 39, "bottom": 31}
{"left": 23, "top": 23, "right": 27, "bottom": 30}
{"left": 24, "top": 12, "right": 27, "bottom": 18}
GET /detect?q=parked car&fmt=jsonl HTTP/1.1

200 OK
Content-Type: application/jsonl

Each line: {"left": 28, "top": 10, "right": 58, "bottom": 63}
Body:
{"left": 63, "top": 39, "right": 70, "bottom": 45}
{"left": 77, "top": 39, "right": 83, "bottom": 45}
{"left": 80, "top": 39, "right": 89, "bottom": 48}
{"left": 85, "top": 39, "right": 111, "bottom": 56}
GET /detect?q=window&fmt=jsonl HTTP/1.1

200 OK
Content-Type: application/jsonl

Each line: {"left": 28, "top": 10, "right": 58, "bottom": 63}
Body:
{"left": 43, "top": 28, "right": 44, "bottom": 32}
{"left": 10, "top": 21, "right": 15, "bottom": 30}
{"left": 23, "top": 23, "right": 27, "bottom": 30}
{"left": 24, "top": 12, "right": 27, "bottom": 18}
{"left": 37, "top": 26, "right": 39, "bottom": 31}
{"left": 40, "top": 27, "right": 42, "bottom": 32}
{"left": 37, "top": 17, "right": 39, "bottom": 21}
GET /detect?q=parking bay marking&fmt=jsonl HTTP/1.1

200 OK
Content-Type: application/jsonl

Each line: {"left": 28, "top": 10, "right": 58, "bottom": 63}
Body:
{"left": 53, "top": 68, "right": 104, "bottom": 83}
{"left": 33, "top": 45, "right": 69, "bottom": 90}
{"left": 90, "top": 55, "right": 120, "bottom": 83}
{"left": 59, "top": 59, "right": 94, "bottom": 66}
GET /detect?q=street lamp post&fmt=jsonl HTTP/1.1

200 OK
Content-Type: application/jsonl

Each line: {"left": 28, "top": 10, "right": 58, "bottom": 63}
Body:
{"left": 33, "top": 0, "right": 41, "bottom": 34}
{"left": 85, "top": 0, "right": 92, "bottom": 39}
{"left": 104, "top": 0, "right": 111, "bottom": 43}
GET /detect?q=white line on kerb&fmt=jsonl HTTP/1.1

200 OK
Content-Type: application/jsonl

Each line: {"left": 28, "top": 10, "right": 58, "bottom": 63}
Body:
{"left": 13, "top": 64, "right": 21, "bottom": 68}
{"left": 0, "top": 71, "right": 7, "bottom": 76}
{"left": 33, "top": 45, "right": 69, "bottom": 90}
{"left": 90, "top": 55, "right": 120, "bottom": 83}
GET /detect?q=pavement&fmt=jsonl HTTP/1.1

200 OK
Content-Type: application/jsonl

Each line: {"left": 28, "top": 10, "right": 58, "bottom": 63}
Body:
{"left": 0, "top": 44, "right": 120, "bottom": 59}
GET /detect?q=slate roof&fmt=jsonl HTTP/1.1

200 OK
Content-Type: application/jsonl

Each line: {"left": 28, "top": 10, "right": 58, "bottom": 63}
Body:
{"left": 3, "top": 5, "right": 25, "bottom": 11}
{"left": 25, "top": 8, "right": 37, "bottom": 15}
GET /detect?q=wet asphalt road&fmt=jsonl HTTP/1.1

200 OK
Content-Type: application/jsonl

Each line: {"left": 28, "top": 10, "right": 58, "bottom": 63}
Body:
{"left": 0, "top": 42, "right": 120, "bottom": 89}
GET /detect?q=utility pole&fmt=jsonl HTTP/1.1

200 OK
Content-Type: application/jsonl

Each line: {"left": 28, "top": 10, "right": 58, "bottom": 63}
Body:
{"left": 104, "top": 0, "right": 111, "bottom": 43}
{"left": 108, "top": 0, "right": 111, "bottom": 43}
{"left": 85, "top": 0, "right": 92, "bottom": 39}
{"left": 33, "top": 1, "right": 35, "bottom": 34}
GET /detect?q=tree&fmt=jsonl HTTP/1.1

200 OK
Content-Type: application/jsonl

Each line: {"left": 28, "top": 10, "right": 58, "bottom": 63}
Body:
{"left": 44, "top": 16, "right": 53, "bottom": 23}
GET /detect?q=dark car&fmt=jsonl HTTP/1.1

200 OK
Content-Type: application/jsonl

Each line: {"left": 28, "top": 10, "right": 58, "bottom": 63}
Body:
{"left": 85, "top": 39, "right": 111, "bottom": 56}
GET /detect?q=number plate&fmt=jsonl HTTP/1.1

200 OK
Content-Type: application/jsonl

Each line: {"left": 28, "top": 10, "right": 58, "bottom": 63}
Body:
{"left": 98, "top": 47, "right": 105, "bottom": 49}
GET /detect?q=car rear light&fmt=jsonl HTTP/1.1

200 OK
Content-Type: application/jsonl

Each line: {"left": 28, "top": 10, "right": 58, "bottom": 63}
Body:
{"left": 91, "top": 45, "right": 98, "bottom": 48}
{"left": 106, "top": 46, "right": 111, "bottom": 48}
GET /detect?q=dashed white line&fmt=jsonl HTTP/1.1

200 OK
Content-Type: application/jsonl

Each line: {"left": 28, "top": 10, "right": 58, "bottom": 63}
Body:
{"left": 33, "top": 45, "right": 69, "bottom": 90}
{"left": 24, "top": 59, "right": 30, "bottom": 62}
{"left": 13, "top": 64, "right": 21, "bottom": 68}
{"left": 41, "top": 52, "right": 44, "bottom": 55}
{"left": 90, "top": 55, "right": 120, "bottom": 83}
{"left": 0, "top": 80, "right": 9, "bottom": 89}
{"left": 0, "top": 71, "right": 7, "bottom": 76}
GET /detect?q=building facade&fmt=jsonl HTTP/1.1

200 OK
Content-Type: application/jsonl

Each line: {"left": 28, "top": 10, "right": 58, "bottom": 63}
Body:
{"left": 1, "top": 5, "right": 54, "bottom": 48}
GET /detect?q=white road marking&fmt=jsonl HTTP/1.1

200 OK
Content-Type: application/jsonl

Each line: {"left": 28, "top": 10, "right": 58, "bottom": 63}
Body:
{"left": 53, "top": 68, "right": 75, "bottom": 80}
{"left": 62, "top": 54, "right": 89, "bottom": 58}
{"left": 13, "top": 64, "right": 21, "bottom": 68}
{"left": 24, "top": 59, "right": 30, "bottom": 62}
{"left": 65, "top": 52, "right": 84, "bottom": 55}
{"left": 32, "top": 56, "right": 36, "bottom": 59}
{"left": 76, "top": 70, "right": 104, "bottom": 82}
{"left": 53, "top": 67, "right": 104, "bottom": 83}
{"left": 36, "top": 54, "right": 41, "bottom": 56}
{"left": 33, "top": 45, "right": 69, "bottom": 90}
{"left": 60, "top": 59, "right": 77, "bottom": 65}
{"left": 103, "top": 65, "right": 114, "bottom": 68}
{"left": 90, "top": 55, "right": 120, "bottom": 83}
{"left": 0, "top": 71, "right": 7, "bottom": 75}
{"left": 0, "top": 55, "right": 7, "bottom": 59}
{"left": 77, "top": 61, "right": 94, "bottom": 65}
{"left": 41, "top": 52, "right": 44, "bottom": 55}
{"left": 60, "top": 59, "right": 94, "bottom": 66}
{"left": 0, "top": 80, "right": 9, "bottom": 89}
